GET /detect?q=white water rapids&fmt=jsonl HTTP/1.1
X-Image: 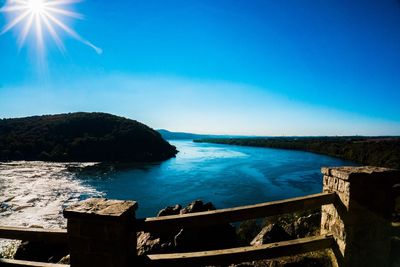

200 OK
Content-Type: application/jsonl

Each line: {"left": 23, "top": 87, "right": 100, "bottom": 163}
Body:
{"left": 0, "top": 161, "right": 103, "bottom": 255}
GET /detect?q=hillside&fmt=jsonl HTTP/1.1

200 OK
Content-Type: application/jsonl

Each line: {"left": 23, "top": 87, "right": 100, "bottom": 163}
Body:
{"left": 0, "top": 112, "right": 178, "bottom": 162}
{"left": 157, "top": 129, "right": 212, "bottom": 140}
{"left": 157, "top": 129, "right": 252, "bottom": 140}
{"left": 195, "top": 137, "right": 400, "bottom": 169}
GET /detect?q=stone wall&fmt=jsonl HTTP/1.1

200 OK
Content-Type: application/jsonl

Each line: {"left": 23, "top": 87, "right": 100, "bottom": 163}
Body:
{"left": 321, "top": 166, "right": 399, "bottom": 267}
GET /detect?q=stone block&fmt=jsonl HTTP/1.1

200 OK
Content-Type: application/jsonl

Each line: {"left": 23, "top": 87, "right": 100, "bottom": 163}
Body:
{"left": 64, "top": 198, "right": 138, "bottom": 267}
{"left": 320, "top": 166, "right": 400, "bottom": 267}
{"left": 64, "top": 198, "right": 137, "bottom": 220}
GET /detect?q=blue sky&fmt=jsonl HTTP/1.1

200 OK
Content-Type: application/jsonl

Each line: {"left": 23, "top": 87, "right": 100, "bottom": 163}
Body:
{"left": 0, "top": 0, "right": 400, "bottom": 135}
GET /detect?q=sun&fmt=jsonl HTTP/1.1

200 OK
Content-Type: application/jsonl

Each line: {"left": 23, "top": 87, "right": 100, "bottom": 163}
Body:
{"left": 28, "top": 0, "right": 46, "bottom": 14}
{"left": 0, "top": 0, "right": 102, "bottom": 54}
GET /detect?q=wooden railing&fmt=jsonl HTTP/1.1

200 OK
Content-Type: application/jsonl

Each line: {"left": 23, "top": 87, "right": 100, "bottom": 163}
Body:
{"left": 0, "top": 258, "right": 68, "bottom": 267}
{"left": 0, "top": 227, "right": 67, "bottom": 243}
{"left": 138, "top": 192, "right": 335, "bottom": 232}
{"left": 146, "top": 235, "right": 334, "bottom": 267}
{"left": 0, "top": 227, "right": 68, "bottom": 267}
{"left": 0, "top": 192, "right": 336, "bottom": 267}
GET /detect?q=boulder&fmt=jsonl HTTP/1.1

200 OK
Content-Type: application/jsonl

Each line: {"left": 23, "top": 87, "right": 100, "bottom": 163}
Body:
{"left": 14, "top": 241, "right": 69, "bottom": 263}
{"left": 251, "top": 223, "right": 292, "bottom": 246}
{"left": 174, "top": 223, "right": 236, "bottom": 252}
{"left": 58, "top": 255, "right": 70, "bottom": 264}
{"left": 281, "top": 213, "right": 321, "bottom": 238}
{"left": 137, "top": 200, "right": 237, "bottom": 254}
{"left": 180, "top": 200, "right": 215, "bottom": 214}
{"left": 157, "top": 204, "right": 182, "bottom": 217}
{"left": 293, "top": 213, "right": 320, "bottom": 238}
{"left": 137, "top": 231, "right": 173, "bottom": 255}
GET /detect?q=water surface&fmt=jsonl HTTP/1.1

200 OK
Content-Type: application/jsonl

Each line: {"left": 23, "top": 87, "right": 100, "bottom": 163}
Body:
{"left": 0, "top": 140, "right": 356, "bottom": 252}
{"left": 76, "top": 140, "right": 355, "bottom": 217}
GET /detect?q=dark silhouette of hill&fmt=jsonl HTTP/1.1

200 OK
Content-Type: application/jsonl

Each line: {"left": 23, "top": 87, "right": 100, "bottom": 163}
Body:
{"left": 195, "top": 137, "right": 400, "bottom": 169}
{"left": 157, "top": 129, "right": 253, "bottom": 140}
{"left": 0, "top": 112, "right": 177, "bottom": 162}
{"left": 157, "top": 129, "right": 212, "bottom": 140}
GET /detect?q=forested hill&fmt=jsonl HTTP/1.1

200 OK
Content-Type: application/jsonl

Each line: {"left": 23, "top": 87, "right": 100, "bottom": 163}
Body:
{"left": 0, "top": 112, "right": 178, "bottom": 162}
{"left": 195, "top": 137, "right": 400, "bottom": 169}
{"left": 157, "top": 129, "right": 249, "bottom": 140}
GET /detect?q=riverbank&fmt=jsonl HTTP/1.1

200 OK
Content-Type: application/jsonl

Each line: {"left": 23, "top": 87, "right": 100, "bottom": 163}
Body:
{"left": 195, "top": 136, "right": 400, "bottom": 169}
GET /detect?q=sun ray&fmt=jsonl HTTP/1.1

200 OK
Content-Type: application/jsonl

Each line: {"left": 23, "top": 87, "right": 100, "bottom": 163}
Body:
{"left": 43, "top": 6, "right": 83, "bottom": 19}
{"left": 42, "top": 10, "right": 78, "bottom": 38}
{"left": 17, "top": 12, "right": 34, "bottom": 48}
{"left": 43, "top": 0, "right": 82, "bottom": 7}
{"left": 1, "top": 0, "right": 101, "bottom": 55}
{"left": 43, "top": 10, "right": 101, "bottom": 54}
{"left": 35, "top": 13, "right": 44, "bottom": 53}
{"left": 1, "top": 9, "right": 31, "bottom": 34}
{"left": 12, "top": 0, "right": 29, "bottom": 6}
{"left": 41, "top": 13, "right": 65, "bottom": 53}
{"left": 0, "top": 5, "right": 28, "bottom": 13}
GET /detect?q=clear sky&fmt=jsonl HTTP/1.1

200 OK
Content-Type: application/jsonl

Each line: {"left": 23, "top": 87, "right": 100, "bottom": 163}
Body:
{"left": 0, "top": 0, "right": 400, "bottom": 136}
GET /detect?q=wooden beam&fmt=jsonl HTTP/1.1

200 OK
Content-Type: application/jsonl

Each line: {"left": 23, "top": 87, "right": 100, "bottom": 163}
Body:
{"left": 0, "top": 226, "right": 67, "bottom": 243}
{"left": 147, "top": 235, "right": 334, "bottom": 267}
{"left": 0, "top": 259, "right": 69, "bottom": 267}
{"left": 137, "top": 192, "right": 335, "bottom": 232}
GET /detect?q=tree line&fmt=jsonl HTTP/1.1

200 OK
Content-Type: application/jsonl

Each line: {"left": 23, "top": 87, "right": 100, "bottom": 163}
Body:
{"left": 195, "top": 137, "right": 400, "bottom": 169}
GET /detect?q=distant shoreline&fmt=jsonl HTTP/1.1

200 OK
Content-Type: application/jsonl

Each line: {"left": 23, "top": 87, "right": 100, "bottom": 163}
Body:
{"left": 195, "top": 136, "right": 400, "bottom": 170}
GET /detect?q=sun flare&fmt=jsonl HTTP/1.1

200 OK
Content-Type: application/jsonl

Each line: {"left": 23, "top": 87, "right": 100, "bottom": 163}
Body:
{"left": 0, "top": 0, "right": 102, "bottom": 54}
{"left": 28, "top": 0, "right": 46, "bottom": 14}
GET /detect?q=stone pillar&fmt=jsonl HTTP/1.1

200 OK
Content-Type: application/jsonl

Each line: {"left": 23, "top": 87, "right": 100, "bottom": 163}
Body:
{"left": 321, "top": 166, "right": 399, "bottom": 267}
{"left": 63, "top": 198, "right": 138, "bottom": 267}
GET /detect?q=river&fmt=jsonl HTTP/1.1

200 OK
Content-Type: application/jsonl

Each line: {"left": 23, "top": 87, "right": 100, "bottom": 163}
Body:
{"left": 75, "top": 140, "right": 355, "bottom": 217}
{"left": 0, "top": 140, "right": 356, "bottom": 229}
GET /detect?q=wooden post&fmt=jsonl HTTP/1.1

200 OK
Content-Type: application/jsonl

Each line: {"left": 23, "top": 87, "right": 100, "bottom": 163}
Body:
{"left": 63, "top": 198, "right": 138, "bottom": 267}
{"left": 321, "top": 166, "right": 400, "bottom": 267}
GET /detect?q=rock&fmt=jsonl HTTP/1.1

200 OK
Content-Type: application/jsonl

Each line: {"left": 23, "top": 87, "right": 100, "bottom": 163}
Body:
{"left": 137, "top": 232, "right": 163, "bottom": 255}
{"left": 266, "top": 212, "right": 321, "bottom": 239}
{"left": 13, "top": 204, "right": 33, "bottom": 211}
{"left": 174, "top": 223, "right": 236, "bottom": 252}
{"left": 14, "top": 241, "right": 69, "bottom": 263}
{"left": 293, "top": 213, "right": 321, "bottom": 238}
{"left": 137, "top": 200, "right": 237, "bottom": 255}
{"left": 237, "top": 219, "right": 263, "bottom": 245}
{"left": 228, "top": 253, "right": 334, "bottom": 267}
{"left": 229, "top": 263, "right": 256, "bottom": 267}
{"left": 175, "top": 200, "right": 235, "bottom": 251}
{"left": 0, "top": 202, "right": 10, "bottom": 212}
{"left": 157, "top": 204, "right": 182, "bottom": 217}
{"left": 154, "top": 204, "right": 182, "bottom": 242}
{"left": 2, "top": 196, "right": 15, "bottom": 202}
{"left": 58, "top": 255, "right": 70, "bottom": 264}
{"left": 282, "top": 256, "right": 331, "bottom": 267}
{"left": 180, "top": 200, "right": 215, "bottom": 214}
{"left": 251, "top": 223, "right": 292, "bottom": 246}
